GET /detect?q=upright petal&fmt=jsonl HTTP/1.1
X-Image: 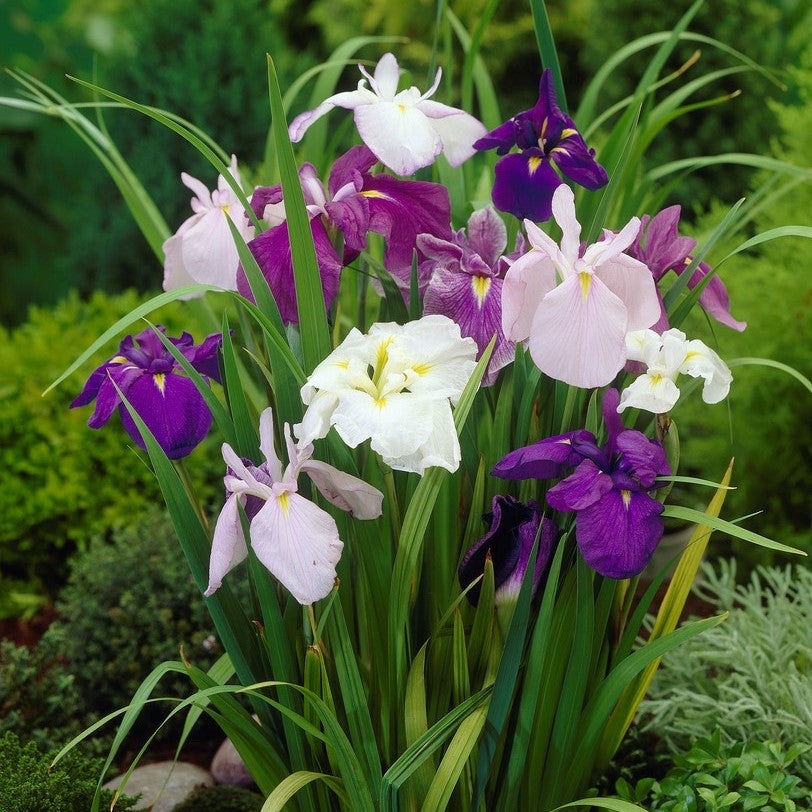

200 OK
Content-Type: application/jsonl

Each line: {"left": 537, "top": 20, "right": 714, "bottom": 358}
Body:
{"left": 250, "top": 492, "right": 343, "bottom": 605}
{"left": 615, "top": 431, "right": 670, "bottom": 488}
{"left": 528, "top": 273, "right": 628, "bottom": 388}
{"left": 500, "top": 250, "right": 557, "bottom": 343}
{"left": 327, "top": 145, "right": 378, "bottom": 198}
{"left": 371, "top": 53, "right": 400, "bottom": 99}
{"left": 466, "top": 206, "right": 507, "bottom": 269}
{"left": 258, "top": 408, "right": 283, "bottom": 482}
{"left": 547, "top": 459, "right": 614, "bottom": 511}
{"left": 204, "top": 493, "right": 249, "bottom": 596}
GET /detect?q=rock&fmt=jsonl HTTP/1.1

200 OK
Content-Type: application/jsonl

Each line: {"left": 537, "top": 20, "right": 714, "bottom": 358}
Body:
{"left": 210, "top": 736, "right": 255, "bottom": 788}
{"left": 103, "top": 761, "right": 214, "bottom": 811}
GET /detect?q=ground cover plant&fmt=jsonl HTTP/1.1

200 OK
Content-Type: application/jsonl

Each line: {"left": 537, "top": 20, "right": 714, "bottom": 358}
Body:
{"left": 2, "top": 0, "right": 809, "bottom": 809}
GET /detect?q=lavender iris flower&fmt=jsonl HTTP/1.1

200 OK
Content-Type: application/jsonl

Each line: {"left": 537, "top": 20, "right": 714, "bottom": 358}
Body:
{"left": 627, "top": 205, "right": 746, "bottom": 332}
{"left": 458, "top": 495, "right": 558, "bottom": 605}
{"left": 238, "top": 146, "right": 451, "bottom": 322}
{"left": 473, "top": 70, "right": 608, "bottom": 222}
{"left": 492, "top": 389, "right": 671, "bottom": 579}
{"left": 71, "top": 327, "right": 222, "bottom": 459}
{"left": 418, "top": 206, "right": 524, "bottom": 386}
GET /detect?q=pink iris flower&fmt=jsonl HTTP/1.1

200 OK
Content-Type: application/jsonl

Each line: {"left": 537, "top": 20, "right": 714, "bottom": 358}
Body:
{"left": 501, "top": 185, "right": 661, "bottom": 388}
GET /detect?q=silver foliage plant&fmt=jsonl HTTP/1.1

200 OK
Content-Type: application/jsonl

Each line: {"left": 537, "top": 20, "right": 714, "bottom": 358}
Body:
{"left": 640, "top": 559, "right": 812, "bottom": 785}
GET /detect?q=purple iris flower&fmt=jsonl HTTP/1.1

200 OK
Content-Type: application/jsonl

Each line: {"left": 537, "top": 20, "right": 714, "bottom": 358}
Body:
{"left": 627, "top": 205, "right": 746, "bottom": 332}
{"left": 492, "top": 389, "right": 670, "bottom": 579}
{"left": 71, "top": 327, "right": 223, "bottom": 459}
{"left": 458, "top": 495, "right": 558, "bottom": 606}
{"left": 237, "top": 146, "right": 452, "bottom": 322}
{"left": 473, "top": 70, "right": 608, "bottom": 222}
{"left": 418, "top": 206, "right": 524, "bottom": 386}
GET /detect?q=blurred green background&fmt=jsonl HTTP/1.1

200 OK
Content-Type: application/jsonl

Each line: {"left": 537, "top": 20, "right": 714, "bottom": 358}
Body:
{"left": 0, "top": 0, "right": 810, "bottom": 614}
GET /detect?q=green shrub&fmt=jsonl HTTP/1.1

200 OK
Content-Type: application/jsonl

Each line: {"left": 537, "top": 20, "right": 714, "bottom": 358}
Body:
{"left": 672, "top": 55, "right": 812, "bottom": 564}
{"left": 615, "top": 731, "right": 809, "bottom": 812}
{"left": 0, "top": 288, "right": 222, "bottom": 613}
{"left": 172, "top": 785, "right": 265, "bottom": 812}
{"left": 0, "top": 731, "right": 141, "bottom": 812}
{"left": 639, "top": 560, "right": 812, "bottom": 787}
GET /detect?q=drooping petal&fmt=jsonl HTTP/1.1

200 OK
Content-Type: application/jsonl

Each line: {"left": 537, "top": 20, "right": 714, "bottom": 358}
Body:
{"left": 491, "top": 152, "right": 563, "bottom": 222}
{"left": 528, "top": 273, "right": 628, "bottom": 388}
{"left": 288, "top": 89, "right": 375, "bottom": 142}
{"left": 179, "top": 205, "right": 247, "bottom": 291}
{"left": 327, "top": 145, "right": 378, "bottom": 198}
{"left": 575, "top": 489, "right": 664, "bottom": 579}
{"left": 117, "top": 371, "right": 212, "bottom": 458}
{"left": 473, "top": 118, "right": 518, "bottom": 154}
{"left": 615, "top": 431, "right": 670, "bottom": 489}
{"left": 301, "top": 459, "right": 384, "bottom": 519}
{"left": 491, "top": 430, "right": 596, "bottom": 480}
{"left": 500, "top": 249, "right": 558, "bottom": 343}
{"left": 416, "top": 233, "right": 465, "bottom": 270}
{"left": 294, "top": 392, "right": 340, "bottom": 448}
{"left": 204, "top": 493, "right": 249, "bottom": 596}
{"left": 595, "top": 254, "right": 660, "bottom": 333}
{"left": 617, "top": 372, "right": 681, "bottom": 415}
{"left": 547, "top": 459, "right": 614, "bottom": 511}
{"left": 250, "top": 491, "right": 343, "bottom": 605}
{"left": 549, "top": 131, "right": 608, "bottom": 190}
{"left": 466, "top": 206, "right": 507, "bottom": 269}
{"left": 689, "top": 263, "right": 747, "bottom": 332}
{"left": 354, "top": 101, "right": 443, "bottom": 175}
{"left": 414, "top": 100, "right": 486, "bottom": 167}
{"left": 679, "top": 340, "right": 733, "bottom": 404}
{"left": 162, "top": 232, "right": 204, "bottom": 298}
{"left": 180, "top": 332, "right": 224, "bottom": 383}
{"left": 362, "top": 173, "right": 452, "bottom": 276}
{"left": 383, "top": 398, "right": 461, "bottom": 474}
{"left": 239, "top": 219, "right": 342, "bottom": 325}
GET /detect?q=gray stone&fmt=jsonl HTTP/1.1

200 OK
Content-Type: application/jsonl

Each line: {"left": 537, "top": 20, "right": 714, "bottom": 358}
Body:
{"left": 103, "top": 761, "right": 214, "bottom": 811}
{"left": 210, "top": 736, "right": 255, "bottom": 788}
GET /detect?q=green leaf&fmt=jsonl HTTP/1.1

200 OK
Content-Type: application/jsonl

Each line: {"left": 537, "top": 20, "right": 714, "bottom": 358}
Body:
{"left": 262, "top": 771, "right": 348, "bottom": 811}
{"left": 220, "top": 312, "right": 259, "bottom": 456}
{"left": 528, "top": 0, "right": 567, "bottom": 110}
{"left": 266, "top": 56, "right": 332, "bottom": 372}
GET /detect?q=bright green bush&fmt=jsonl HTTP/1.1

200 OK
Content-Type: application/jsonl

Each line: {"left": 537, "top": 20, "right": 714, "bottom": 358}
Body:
{"left": 172, "top": 785, "right": 265, "bottom": 812}
{"left": 0, "top": 289, "right": 221, "bottom": 614}
{"left": 672, "top": 56, "right": 812, "bottom": 562}
{"left": 640, "top": 560, "right": 812, "bottom": 787}
{"left": 0, "top": 731, "right": 141, "bottom": 812}
{"left": 615, "top": 731, "right": 809, "bottom": 812}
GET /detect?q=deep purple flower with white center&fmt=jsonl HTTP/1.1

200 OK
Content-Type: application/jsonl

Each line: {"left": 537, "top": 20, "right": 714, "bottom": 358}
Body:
{"left": 418, "top": 206, "right": 524, "bottom": 386}
{"left": 473, "top": 70, "right": 608, "bottom": 222}
{"left": 237, "top": 146, "right": 451, "bottom": 323}
{"left": 492, "top": 389, "right": 671, "bottom": 579}
{"left": 71, "top": 327, "right": 223, "bottom": 459}
{"left": 459, "top": 495, "right": 558, "bottom": 606}
{"left": 627, "top": 205, "right": 746, "bottom": 333}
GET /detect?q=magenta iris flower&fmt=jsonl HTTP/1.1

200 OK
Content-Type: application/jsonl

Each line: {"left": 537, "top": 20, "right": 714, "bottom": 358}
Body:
{"left": 473, "top": 70, "right": 608, "bottom": 222}
{"left": 237, "top": 146, "right": 451, "bottom": 322}
{"left": 627, "top": 206, "right": 746, "bottom": 332}
{"left": 418, "top": 206, "right": 524, "bottom": 386}
{"left": 458, "top": 495, "right": 558, "bottom": 606}
{"left": 492, "top": 389, "right": 670, "bottom": 579}
{"left": 71, "top": 327, "right": 222, "bottom": 459}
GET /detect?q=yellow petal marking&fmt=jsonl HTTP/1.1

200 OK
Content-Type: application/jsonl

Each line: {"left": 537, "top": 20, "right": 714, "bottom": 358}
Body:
{"left": 111, "top": 355, "right": 128, "bottom": 365}
{"left": 153, "top": 373, "right": 166, "bottom": 395}
{"left": 527, "top": 155, "right": 543, "bottom": 176}
{"left": 471, "top": 275, "right": 492, "bottom": 308}
{"left": 560, "top": 128, "right": 578, "bottom": 139}
{"left": 220, "top": 203, "right": 230, "bottom": 215}
{"left": 412, "top": 362, "right": 432, "bottom": 376}
{"left": 621, "top": 489, "right": 631, "bottom": 508}
{"left": 361, "top": 190, "right": 392, "bottom": 200}
{"left": 374, "top": 397, "right": 387, "bottom": 409}
{"left": 277, "top": 491, "right": 290, "bottom": 516}
{"left": 578, "top": 271, "right": 592, "bottom": 301}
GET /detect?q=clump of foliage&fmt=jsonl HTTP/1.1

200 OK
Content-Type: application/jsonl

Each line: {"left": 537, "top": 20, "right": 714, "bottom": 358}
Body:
{"left": 640, "top": 560, "right": 812, "bottom": 786}
{"left": 0, "top": 289, "right": 221, "bottom": 615}
{"left": 615, "top": 731, "right": 809, "bottom": 812}
{"left": 672, "top": 51, "right": 812, "bottom": 564}
{"left": 0, "top": 508, "right": 240, "bottom": 752}
{"left": 172, "top": 785, "right": 265, "bottom": 812}
{"left": 0, "top": 731, "right": 141, "bottom": 812}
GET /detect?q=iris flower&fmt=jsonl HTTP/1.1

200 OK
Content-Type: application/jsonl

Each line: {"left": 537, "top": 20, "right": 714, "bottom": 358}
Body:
{"left": 71, "top": 327, "right": 223, "bottom": 459}
{"left": 419, "top": 206, "right": 524, "bottom": 386}
{"left": 619, "top": 328, "right": 732, "bottom": 414}
{"left": 458, "top": 495, "right": 558, "bottom": 606}
{"left": 474, "top": 70, "right": 608, "bottom": 222}
{"left": 295, "top": 315, "right": 477, "bottom": 474}
{"left": 289, "top": 53, "right": 486, "bottom": 176}
{"left": 493, "top": 389, "right": 670, "bottom": 579}
{"left": 501, "top": 184, "right": 660, "bottom": 388}
{"left": 163, "top": 156, "right": 254, "bottom": 295}
{"left": 626, "top": 206, "right": 746, "bottom": 333}
{"left": 239, "top": 146, "right": 451, "bottom": 322}
{"left": 205, "top": 408, "right": 383, "bottom": 605}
